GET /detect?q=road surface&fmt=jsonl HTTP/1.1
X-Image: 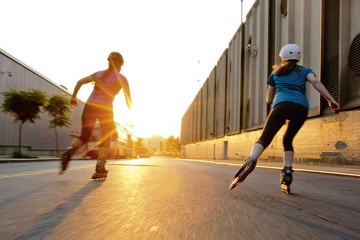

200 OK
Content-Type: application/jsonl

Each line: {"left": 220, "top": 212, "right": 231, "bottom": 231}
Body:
{"left": 0, "top": 157, "right": 359, "bottom": 239}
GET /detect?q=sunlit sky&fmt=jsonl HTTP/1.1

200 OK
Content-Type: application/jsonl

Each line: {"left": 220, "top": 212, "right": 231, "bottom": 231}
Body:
{"left": 1, "top": 0, "right": 255, "bottom": 138}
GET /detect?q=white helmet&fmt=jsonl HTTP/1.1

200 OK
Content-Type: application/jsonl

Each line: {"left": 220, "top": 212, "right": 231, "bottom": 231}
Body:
{"left": 279, "top": 44, "right": 301, "bottom": 61}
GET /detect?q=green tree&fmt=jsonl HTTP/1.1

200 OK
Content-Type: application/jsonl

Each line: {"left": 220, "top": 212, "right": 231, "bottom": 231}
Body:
{"left": 44, "top": 94, "right": 72, "bottom": 157}
{"left": 1, "top": 88, "right": 47, "bottom": 156}
{"left": 165, "top": 136, "right": 180, "bottom": 156}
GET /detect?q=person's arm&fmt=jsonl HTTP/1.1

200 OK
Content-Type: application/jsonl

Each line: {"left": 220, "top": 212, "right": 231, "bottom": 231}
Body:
{"left": 307, "top": 72, "right": 340, "bottom": 113}
{"left": 266, "top": 85, "right": 275, "bottom": 105}
{"left": 119, "top": 75, "right": 132, "bottom": 109}
{"left": 70, "top": 76, "right": 94, "bottom": 107}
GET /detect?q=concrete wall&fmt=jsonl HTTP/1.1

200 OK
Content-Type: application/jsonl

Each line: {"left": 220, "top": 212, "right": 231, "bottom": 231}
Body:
{"left": 184, "top": 110, "right": 360, "bottom": 165}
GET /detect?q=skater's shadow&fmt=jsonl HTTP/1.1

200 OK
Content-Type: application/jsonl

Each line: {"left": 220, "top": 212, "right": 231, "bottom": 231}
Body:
{"left": 256, "top": 204, "right": 357, "bottom": 240}
{"left": 15, "top": 181, "right": 102, "bottom": 240}
{"left": 292, "top": 193, "right": 360, "bottom": 214}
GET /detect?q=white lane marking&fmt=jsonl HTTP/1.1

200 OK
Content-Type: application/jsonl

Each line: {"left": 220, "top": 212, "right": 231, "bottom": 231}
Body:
{"left": 0, "top": 165, "right": 93, "bottom": 179}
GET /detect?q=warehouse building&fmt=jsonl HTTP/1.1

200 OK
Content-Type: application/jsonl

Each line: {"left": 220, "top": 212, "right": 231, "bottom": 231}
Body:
{"left": 181, "top": 0, "right": 360, "bottom": 165}
{"left": 0, "top": 48, "right": 132, "bottom": 157}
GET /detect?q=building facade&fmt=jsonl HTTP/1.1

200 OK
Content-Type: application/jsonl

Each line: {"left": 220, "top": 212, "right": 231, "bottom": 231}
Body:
{"left": 181, "top": 0, "right": 360, "bottom": 165}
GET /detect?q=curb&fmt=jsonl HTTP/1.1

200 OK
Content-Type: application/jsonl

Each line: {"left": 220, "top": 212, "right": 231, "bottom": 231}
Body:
{"left": 0, "top": 158, "right": 59, "bottom": 163}
{"left": 179, "top": 158, "right": 360, "bottom": 178}
{"left": 256, "top": 165, "right": 360, "bottom": 178}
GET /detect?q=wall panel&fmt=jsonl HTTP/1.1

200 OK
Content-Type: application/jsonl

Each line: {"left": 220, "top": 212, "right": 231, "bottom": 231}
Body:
{"left": 242, "top": 1, "right": 268, "bottom": 130}
{"left": 194, "top": 92, "right": 201, "bottom": 142}
{"left": 215, "top": 50, "right": 227, "bottom": 137}
{"left": 201, "top": 81, "right": 208, "bottom": 140}
{"left": 207, "top": 68, "right": 216, "bottom": 139}
{"left": 226, "top": 27, "right": 243, "bottom": 134}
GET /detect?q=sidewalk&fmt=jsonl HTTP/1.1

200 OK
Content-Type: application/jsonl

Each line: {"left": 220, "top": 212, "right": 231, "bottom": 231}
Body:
{"left": 181, "top": 158, "right": 360, "bottom": 178}
{"left": 256, "top": 161, "right": 360, "bottom": 178}
{"left": 1, "top": 156, "right": 360, "bottom": 178}
{"left": 0, "top": 156, "right": 60, "bottom": 163}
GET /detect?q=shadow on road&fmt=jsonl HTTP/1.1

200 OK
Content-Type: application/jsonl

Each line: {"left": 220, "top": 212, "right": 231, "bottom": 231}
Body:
{"left": 0, "top": 185, "right": 47, "bottom": 209}
{"left": 15, "top": 181, "right": 103, "bottom": 240}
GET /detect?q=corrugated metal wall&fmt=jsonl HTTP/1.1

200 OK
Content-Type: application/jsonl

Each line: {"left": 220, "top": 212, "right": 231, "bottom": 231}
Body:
{"left": 180, "top": 108, "right": 190, "bottom": 145}
{"left": 326, "top": 0, "right": 360, "bottom": 110}
{"left": 226, "top": 26, "right": 243, "bottom": 135}
{"left": 181, "top": 0, "right": 360, "bottom": 160}
{"left": 215, "top": 50, "right": 227, "bottom": 137}
{"left": 0, "top": 50, "right": 84, "bottom": 153}
{"left": 243, "top": 0, "right": 268, "bottom": 130}
{"left": 200, "top": 81, "right": 208, "bottom": 140}
{"left": 207, "top": 69, "right": 216, "bottom": 139}
{"left": 194, "top": 93, "right": 201, "bottom": 142}
{"left": 188, "top": 101, "right": 194, "bottom": 144}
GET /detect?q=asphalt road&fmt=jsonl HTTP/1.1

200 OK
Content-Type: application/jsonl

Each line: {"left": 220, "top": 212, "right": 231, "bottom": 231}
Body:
{"left": 0, "top": 157, "right": 359, "bottom": 240}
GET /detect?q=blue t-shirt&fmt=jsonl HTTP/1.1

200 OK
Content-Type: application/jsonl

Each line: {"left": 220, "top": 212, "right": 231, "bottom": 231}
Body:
{"left": 267, "top": 65, "right": 314, "bottom": 109}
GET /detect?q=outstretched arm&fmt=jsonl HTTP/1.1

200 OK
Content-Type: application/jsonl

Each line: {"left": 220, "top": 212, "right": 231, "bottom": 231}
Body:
{"left": 70, "top": 76, "right": 94, "bottom": 107}
{"left": 119, "top": 76, "right": 132, "bottom": 109}
{"left": 307, "top": 73, "right": 340, "bottom": 113}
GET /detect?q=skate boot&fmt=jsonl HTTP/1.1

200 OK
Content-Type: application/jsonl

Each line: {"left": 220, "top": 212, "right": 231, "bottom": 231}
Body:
{"left": 280, "top": 166, "right": 293, "bottom": 194}
{"left": 59, "top": 138, "right": 83, "bottom": 173}
{"left": 91, "top": 159, "right": 108, "bottom": 180}
{"left": 91, "top": 147, "right": 109, "bottom": 180}
{"left": 60, "top": 148, "right": 74, "bottom": 173}
{"left": 229, "top": 157, "right": 257, "bottom": 190}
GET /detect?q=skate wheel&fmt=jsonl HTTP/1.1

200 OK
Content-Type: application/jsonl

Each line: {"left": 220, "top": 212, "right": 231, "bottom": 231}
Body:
{"left": 229, "top": 177, "right": 240, "bottom": 190}
{"left": 91, "top": 173, "right": 107, "bottom": 180}
{"left": 281, "top": 184, "right": 291, "bottom": 194}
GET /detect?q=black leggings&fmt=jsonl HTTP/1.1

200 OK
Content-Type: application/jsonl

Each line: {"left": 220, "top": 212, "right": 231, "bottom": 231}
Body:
{"left": 256, "top": 102, "right": 308, "bottom": 151}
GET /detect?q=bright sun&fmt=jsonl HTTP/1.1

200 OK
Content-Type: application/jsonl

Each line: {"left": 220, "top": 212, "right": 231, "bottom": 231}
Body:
{"left": 113, "top": 96, "right": 180, "bottom": 139}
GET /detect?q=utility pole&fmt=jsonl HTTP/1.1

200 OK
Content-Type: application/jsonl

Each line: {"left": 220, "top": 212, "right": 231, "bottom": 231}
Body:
{"left": 241, "top": 0, "right": 243, "bottom": 23}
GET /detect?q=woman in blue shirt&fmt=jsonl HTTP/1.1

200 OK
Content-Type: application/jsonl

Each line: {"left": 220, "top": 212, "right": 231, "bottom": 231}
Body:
{"left": 230, "top": 44, "right": 339, "bottom": 192}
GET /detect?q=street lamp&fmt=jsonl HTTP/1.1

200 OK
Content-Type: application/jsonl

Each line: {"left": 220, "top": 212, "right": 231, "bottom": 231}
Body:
{"left": 0, "top": 71, "right": 12, "bottom": 77}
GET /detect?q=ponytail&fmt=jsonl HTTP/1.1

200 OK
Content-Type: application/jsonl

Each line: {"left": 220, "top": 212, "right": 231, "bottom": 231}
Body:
{"left": 272, "top": 60, "right": 299, "bottom": 75}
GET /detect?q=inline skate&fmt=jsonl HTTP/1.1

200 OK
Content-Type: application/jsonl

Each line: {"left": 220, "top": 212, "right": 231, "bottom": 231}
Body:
{"left": 229, "top": 157, "right": 257, "bottom": 190}
{"left": 91, "top": 159, "right": 108, "bottom": 180}
{"left": 280, "top": 166, "right": 293, "bottom": 194}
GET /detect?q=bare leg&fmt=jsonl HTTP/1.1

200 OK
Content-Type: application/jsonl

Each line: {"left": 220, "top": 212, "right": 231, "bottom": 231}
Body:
{"left": 249, "top": 143, "right": 265, "bottom": 161}
{"left": 283, "top": 151, "right": 294, "bottom": 167}
{"left": 231, "top": 143, "right": 264, "bottom": 184}
{"left": 96, "top": 147, "right": 109, "bottom": 169}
